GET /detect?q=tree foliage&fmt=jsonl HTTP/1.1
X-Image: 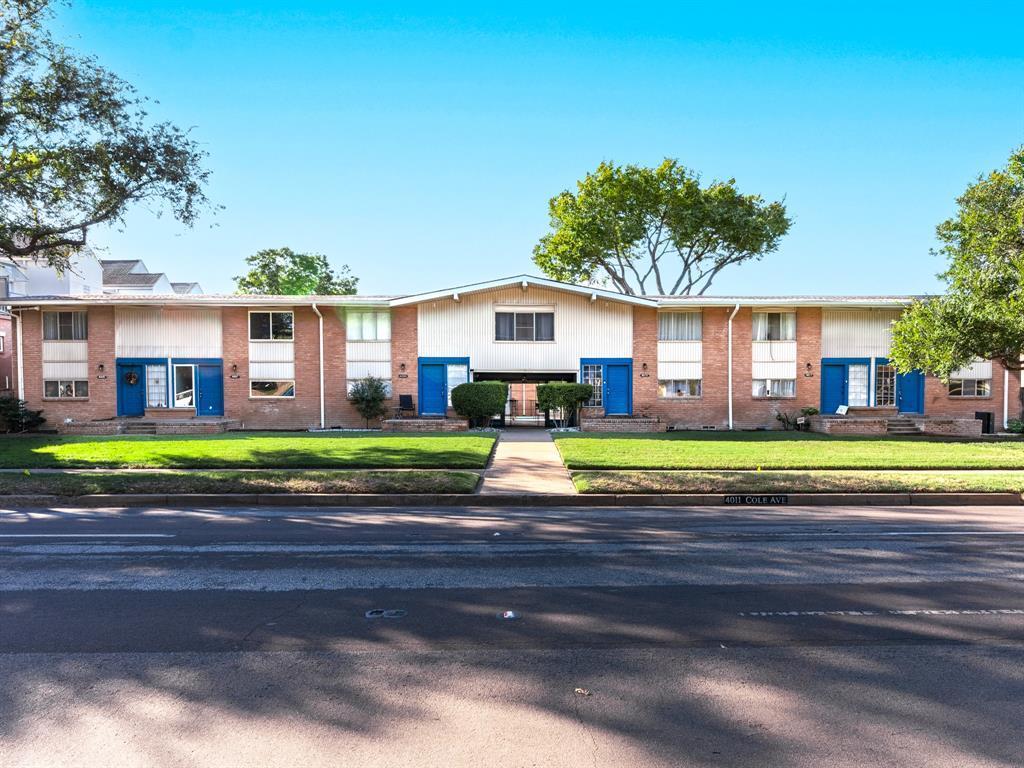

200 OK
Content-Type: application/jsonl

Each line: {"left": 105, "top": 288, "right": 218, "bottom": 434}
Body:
{"left": 348, "top": 376, "right": 389, "bottom": 427}
{"left": 450, "top": 381, "right": 507, "bottom": 427}
{"left": 536, "top": 382, "right": 593, "bottom": 428}
{"left": 0, "top": 0, "right": 211, "bottom": 269}
{"left": 890, "top": 147, "right": 1024, "bottom": 376}
{"left": 234, "top": 247, "right": 358, "bottom": 295}
{"left": 532, "top": 159, "right": 790, "bottom": 295}
{"left": 0, "top": 394, "right": 44, "bottom": 432}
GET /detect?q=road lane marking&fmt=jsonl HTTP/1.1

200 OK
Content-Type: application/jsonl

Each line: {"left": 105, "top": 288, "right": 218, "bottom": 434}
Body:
{"left": 741, "top": 608, "right": 1024, "bottom": 617}
{"left": 0, "top": 533, "right": 175, "bottom": 539}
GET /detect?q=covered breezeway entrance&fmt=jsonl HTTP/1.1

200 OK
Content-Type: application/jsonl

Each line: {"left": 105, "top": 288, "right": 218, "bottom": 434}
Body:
{"left": 472, "top": 371, "right": 576, "bottom": 427}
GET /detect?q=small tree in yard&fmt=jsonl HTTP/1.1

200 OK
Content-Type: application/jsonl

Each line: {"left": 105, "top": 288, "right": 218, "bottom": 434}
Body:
{"left": 890, "top": 146, "right": 1024, "bottom": 378}
{"left": 451, "top": 382, "right": 507, "bottom": 427}
{"left": 0, "top": 395, "right": 45, "bottom": 433}
{"left": 348, "top": 377, "right": 389, "bottom": 428}
{"left": 536, "top": 383, "right": 594, "bottom": 429}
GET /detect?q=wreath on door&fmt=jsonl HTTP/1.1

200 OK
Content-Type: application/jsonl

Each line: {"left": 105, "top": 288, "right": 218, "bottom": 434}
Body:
{"left": 124, "top": 371, "right": 139, "bottom": 385}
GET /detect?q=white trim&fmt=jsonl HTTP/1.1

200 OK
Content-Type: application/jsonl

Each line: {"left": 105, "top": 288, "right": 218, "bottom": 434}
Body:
{"left": 1004, "top": 367, "right": 1010, "bottom": 430}
{"left": 727, "top": 303, "right": 740, "bottom": 430}
{"left": 311, "top": 302, "right": 325, "bottom": 429}
{"left": 390, "top": 274, "right": 658, "bottom": 307}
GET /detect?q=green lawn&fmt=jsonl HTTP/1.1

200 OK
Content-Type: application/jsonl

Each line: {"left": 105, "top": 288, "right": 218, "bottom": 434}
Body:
{"left": 554, "top": 431, "right": 1024, "bottom": 470}
{"left": 573, "top": 469, "right": 1024, "bottom": 495}
{"left": 0, "top": 469, "right": 480, "bottom": 496}
{"left": 0, "top": 432, "right": 496, "bottom": 469}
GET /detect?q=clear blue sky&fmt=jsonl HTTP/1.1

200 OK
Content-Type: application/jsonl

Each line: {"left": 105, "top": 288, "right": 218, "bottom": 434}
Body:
{"left": 57, "top": 1, "right": 1024, "bottom": 296}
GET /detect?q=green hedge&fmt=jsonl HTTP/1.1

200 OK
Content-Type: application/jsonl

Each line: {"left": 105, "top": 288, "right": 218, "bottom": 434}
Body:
{"left": 451, "top": 382, "right": 508, "bottom": 427}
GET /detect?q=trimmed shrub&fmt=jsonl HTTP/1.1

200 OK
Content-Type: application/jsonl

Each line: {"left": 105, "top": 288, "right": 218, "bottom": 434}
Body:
{"left": 536, "top": 382, "right": 594, "bottom": 428}
{"left": 1007, "top": 418, "right": 1024, "bottom": 434}
{"left": 348, "top": 376, "right": 390, "bottom": 427}
{"left": 0, "top": 395, "right": 45, "bottom": 433}
{"left": 451, "top": 381, "right": 507, "bottom": 427}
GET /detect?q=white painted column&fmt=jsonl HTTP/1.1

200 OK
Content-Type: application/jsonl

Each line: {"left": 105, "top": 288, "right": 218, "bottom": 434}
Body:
{"left": 869, "top": 357, "right": 876, "bottom": 407}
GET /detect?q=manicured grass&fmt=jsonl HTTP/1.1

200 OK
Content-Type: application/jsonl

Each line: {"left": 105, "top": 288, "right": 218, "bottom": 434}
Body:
{"left": 572, "top": 470, "right": 1024, "bottom": 495}
{"left": 554, "top": 431, "right": 1024, "bottom": 470}
{"left": 0, "top": 432, "right": 496, "bottom": 469}
{"left": 0, "top": 469, "right": 480, "bottom": 496}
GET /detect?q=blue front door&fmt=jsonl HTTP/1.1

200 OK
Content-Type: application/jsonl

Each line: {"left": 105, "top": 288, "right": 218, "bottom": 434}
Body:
{"left": 196, "top": 364, "right": 224, "bottom": 416}
{"left": 896, "top": 370, "right": 924, "bottom": 414}
{"left": 420, "top": 364, "right": 447, "bottom": 415}
{"left": 116, "top": 363, "right": 146, "bottom": 417}
{"left": 604, "top": 364, "right": 631, "bottom": 415}
{"left": 821, "top": 363, "right": 846, "bottom": 414}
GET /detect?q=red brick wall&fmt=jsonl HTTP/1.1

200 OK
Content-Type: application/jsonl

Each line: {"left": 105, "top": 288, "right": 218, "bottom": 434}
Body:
{"left": 635, "top": 306, "right": 822, "bottom": 430}
{"left": 391, "top": 305, "right": 418, "bottom": 408}
{"left": 20, "top": 307, "right": 118, "bottom": 427}
{"left": 923, "top": 362, "right": 1020, "bottom": 426}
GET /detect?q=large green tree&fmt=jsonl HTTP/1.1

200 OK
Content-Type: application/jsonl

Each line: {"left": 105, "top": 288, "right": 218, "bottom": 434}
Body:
{"left": 0, "top": 0, "right": 210, "bottom": 270}
{"left": 234, "top": 247, "right": 358, "bottom": 295}
{"left": 533, "top": 159, "right": 791, "bottom": 295}
{"left": 890, "top": 147, "right": 1024, "bottom": 376}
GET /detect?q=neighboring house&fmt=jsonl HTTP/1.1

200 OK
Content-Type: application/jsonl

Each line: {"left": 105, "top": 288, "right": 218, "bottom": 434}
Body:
{"left": 171, "top": 282, "right": 203, "bottom": 295}
{"left": 100, "top": 260, "right": 178, "bottom": 294}
{"left": 2, "top": 274, "right": 1018, "bottom": 433}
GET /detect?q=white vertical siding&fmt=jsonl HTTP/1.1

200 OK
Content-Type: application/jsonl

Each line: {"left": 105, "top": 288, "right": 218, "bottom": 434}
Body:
{"left": 417, "top": 286, "right": 633, "bottom": 371}
{"left": 657, "top": 341, "right": 702, "bottom": 380}
{"left": 249, "top": 340, "right": 295, "bottom": 379}
{"left": 346, "top": 340, "right": 391, "bottom": 383}
{"left": 952, "top": 360, "right": 992, "bottom": 379}
{"left": 752, "top": 341, "right": 797, "bottom": 379}
{"left": 115, "top": 308, "right": 222, "bottom": 358}
{"left": 821, "top": 310, "right": 900, "bottom": 358}
{"left": 42, "top": 340, "right": 88, "bottom": 379}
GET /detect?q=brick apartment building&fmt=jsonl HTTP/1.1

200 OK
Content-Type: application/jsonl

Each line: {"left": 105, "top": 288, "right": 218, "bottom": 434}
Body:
{"left": 4, "top": 275, "right": 1019, "bottom": 434}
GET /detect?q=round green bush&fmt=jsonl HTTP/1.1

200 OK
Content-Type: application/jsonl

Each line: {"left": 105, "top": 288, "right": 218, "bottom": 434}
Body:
{"left": 450, "top": 382, "right": 508, "bottom": 427}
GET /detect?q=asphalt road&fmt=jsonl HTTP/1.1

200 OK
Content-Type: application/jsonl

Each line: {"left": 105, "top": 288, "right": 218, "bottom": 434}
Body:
{"left": 3, "top": 503, "right": 1024, "bottom": 767}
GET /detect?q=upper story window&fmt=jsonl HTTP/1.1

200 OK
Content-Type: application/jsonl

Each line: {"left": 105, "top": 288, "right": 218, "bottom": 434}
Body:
{"left": 249, "top": 311, "right": 293, "bottom": 341}
{"left": 752, "top": 312, "right": 795, "bottom": 341}
{"left": 42, "top": 311, "right": 87, "bottom": 341}
{"left": 347, "top": 310, "right": 390, "bottom": 341}
{"left": 495, "top": 311, "right": 554, "bottom": 342}
{"left": 658, "top": 312, "right": 702, "bottom": 341}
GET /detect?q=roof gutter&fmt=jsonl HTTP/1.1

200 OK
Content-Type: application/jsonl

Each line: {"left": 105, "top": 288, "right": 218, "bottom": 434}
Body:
{"left": 727, "top": 303, "right": 741, "bottom": 430}
{"left": 311, "top": 302, "right": 326, "bottom": 429}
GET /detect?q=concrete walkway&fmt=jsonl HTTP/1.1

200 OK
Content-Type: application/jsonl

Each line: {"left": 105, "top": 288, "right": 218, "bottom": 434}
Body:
{"left": 478, "top": 429, "right": 576, "bottom": 495}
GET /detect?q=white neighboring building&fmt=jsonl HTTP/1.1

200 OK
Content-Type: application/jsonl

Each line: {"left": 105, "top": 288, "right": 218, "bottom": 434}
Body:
{"left": 0, "top": 252, "right": 202, "bottom": 298}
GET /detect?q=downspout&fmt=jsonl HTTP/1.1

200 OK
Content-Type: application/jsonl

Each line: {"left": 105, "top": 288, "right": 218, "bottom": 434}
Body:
{"left": 311, "top": 302, "right": 325, "bottom": 429}
{"left": 727, "top": 303, "right": 741, "bottom": 430}
{"left": 1003, "top": 367, "right": 1009, "bottom": 431}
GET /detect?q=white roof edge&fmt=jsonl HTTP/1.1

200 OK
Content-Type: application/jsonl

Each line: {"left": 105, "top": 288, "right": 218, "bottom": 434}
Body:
{"left": 656, "top": 297, "right": 921, "bottom": 308}
{"left": 2, "top": 295, "right": 393, "bottom": 307}
{"left": 389, "top": 274, "right": 658, "bottom": 307}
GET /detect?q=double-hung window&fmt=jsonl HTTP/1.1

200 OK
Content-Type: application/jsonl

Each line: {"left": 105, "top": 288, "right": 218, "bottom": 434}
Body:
{"left": 495, "top": 311, "right": 554, "bottom": 341}
{"left": 42, "top": 311, "right": 88, "bottom": 340}
{"left": 752, "top": 312, "right": 795, "bottom": 341}
{"left": 658, "top": 379, "right": 701, "bottom": 398}
{"left": 249, "top": 311, "right": 294, "bottom": 340}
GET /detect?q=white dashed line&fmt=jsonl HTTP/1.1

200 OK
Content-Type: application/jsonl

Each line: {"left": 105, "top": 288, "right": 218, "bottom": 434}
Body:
{"left": 741, "top": 608, "right": 1024, "bottom": 617}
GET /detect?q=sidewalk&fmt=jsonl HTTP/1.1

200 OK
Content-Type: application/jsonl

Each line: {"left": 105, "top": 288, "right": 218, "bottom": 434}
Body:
{"left": 478, "top": 430, "right": 576, "bottom": 495}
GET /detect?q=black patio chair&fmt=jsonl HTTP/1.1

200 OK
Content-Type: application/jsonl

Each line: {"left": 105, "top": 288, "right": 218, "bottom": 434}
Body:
{"left": 395, "top": 394, "right": 415, "bottom": 419}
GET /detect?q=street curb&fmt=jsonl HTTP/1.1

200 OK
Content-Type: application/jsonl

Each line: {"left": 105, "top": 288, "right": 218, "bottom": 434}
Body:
{"left": 0, "top": 491, "right": 1020, "bottom": 507}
